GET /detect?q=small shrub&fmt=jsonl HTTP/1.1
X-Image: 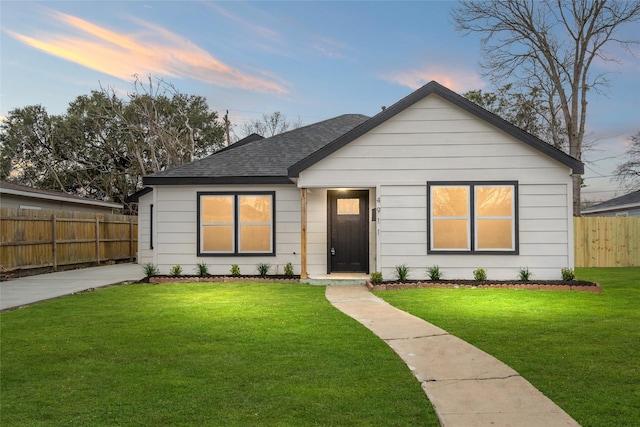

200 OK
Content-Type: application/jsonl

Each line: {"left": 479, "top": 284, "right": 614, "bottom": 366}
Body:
{"left": 284, "top": 262, "right": 294, "bottom": 277}
{"left": 195, "top": 262, "right": 209, "bottom": 276}
{"left": 142, "top": 263, "right": 159, "bottom": 277}
{"left": 561, "top": 268, "right": 575, "bottom": 281}
{"left": 518, "top": 267, "right": 532, "bottom": 281}
{"left": 370, "top": 272, "right": 383, "bottom": 284}
{"left": 230, "top": 264, "right": 241, "bottom": 276}
{"left": 473, "top": 268, "right": 487, "bottom": 281}
{"left": 169, "top": 265, "right": 183, "bottom": 277}
{"left": 256, "top": 263, "right": 271, "bottom": 276}
{"left": 427, "top": 265, "right": 442, "bottom": 281}
{"left": 394, "top": 264, "right": 410, "bottom": 282}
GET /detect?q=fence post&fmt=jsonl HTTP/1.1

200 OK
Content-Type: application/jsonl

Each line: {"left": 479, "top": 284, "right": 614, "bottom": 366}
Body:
{"left": 129, "top": 217, "right": 134, "bottom": 262}
{"left": 52, "top": 214, "right": 58, "bottom": 271}
{"left": 95, "top": 218, "right": 100, "bottom": 264}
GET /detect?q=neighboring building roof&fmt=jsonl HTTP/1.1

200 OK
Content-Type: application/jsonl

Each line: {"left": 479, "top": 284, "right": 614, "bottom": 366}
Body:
{"left": 0, "top": 181, "right": 123, "bottom": 209}
{"left": 143, "top": 114, "right": 370, "bottom": 185}
{"left": 142, "top": 80, "right": 584, "bottom": 187}
{"left": 289, "top": 81, "right": 584, "bottom": 177}
{"left": 581, "top": 190, "right": 640, "bottom": 215}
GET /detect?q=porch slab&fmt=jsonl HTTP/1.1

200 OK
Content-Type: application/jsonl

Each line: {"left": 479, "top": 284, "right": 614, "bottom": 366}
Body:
{"left": 301, "top": 273, "right": 368, "bottom": 286}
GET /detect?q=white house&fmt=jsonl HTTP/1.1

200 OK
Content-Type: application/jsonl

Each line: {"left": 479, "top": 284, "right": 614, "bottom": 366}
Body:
{"left": 135, "top": 81, "right": 583, "bottom": 281}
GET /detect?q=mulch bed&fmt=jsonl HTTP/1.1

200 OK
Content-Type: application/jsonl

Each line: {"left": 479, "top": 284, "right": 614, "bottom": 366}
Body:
{"left": 144, "top": 275, "right": 600, "bottom": 292}
{"left": 366, "top": 279, "right": 601, "bottom": 292}
{"left": 146, "top": 275, "right": 300, "bottom": 284}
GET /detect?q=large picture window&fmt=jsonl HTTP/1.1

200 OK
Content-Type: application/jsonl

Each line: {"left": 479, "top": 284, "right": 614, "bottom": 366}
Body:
{"left": 198, "top": 192, "right": 275, "bottom": 256}
{"left": 427, "top": 182, "right": 518, "bottom": 254}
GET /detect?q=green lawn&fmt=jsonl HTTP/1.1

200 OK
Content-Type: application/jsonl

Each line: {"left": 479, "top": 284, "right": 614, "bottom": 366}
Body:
{"left": 376, "top": 267, "right": 640, "bottom": 427}
{"left": 0, "top": 282, "right": 437, "bottom": 426}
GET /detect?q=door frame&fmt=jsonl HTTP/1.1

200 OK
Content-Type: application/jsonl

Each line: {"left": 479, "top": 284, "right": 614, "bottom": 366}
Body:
{"left": 326, "top": 189, "right": 369, "bottom": 273}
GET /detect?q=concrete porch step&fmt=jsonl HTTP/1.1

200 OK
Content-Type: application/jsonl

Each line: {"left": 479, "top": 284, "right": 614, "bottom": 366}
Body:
{"left": 301, "top": 273, "right": 369, "bottom": 286}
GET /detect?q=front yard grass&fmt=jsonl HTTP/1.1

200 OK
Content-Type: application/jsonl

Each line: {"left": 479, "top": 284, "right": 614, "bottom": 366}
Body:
{"left": 376, "top": 267, "right": 640, "bottom": 427}
{"left": 1, "top": 282, "right": 437, "bottom": 426}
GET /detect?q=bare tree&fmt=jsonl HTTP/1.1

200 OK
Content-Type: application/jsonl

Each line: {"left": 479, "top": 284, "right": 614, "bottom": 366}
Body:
{"left": 1, "top": 75, "right": 224, "bottom": 210}
{"left": 615, "top": 131, "right": 640, "bottom": 191}
{"left": 453, "top": 0, "right": 640, "bottom": 215}
{"left": 238, "top": 111, "right": 303, "bottom": 139}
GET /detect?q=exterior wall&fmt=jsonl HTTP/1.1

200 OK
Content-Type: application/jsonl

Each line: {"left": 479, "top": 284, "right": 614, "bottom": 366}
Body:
{"left": 298, "top": 94, "right": 575, "bottom": 280}
{"left": 145, "top": 184, "right": 301, "bottom": 275}
{"left": 136, "top": 191, "right": 154, "bottom": 265}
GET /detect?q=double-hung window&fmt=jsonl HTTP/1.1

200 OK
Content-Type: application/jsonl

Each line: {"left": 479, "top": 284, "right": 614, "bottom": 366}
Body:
{"left": 427, "top": 181, "right": 518, "bottom": 254}
{"left": 198, "top": 192, "right": 275, "bottom": 256}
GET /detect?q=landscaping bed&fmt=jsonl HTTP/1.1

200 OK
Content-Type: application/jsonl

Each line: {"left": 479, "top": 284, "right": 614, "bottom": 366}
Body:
{"left": 146, "top": 275, "right": 300, "bottom": 284}
{"left": 367, "top": 279, "right": 601, "bottom": 292}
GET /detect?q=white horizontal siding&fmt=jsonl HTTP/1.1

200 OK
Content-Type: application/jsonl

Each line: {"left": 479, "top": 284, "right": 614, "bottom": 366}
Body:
{"left": 373, "top": 182, "right": 572, "bottom": 280}
{"left": 150, "top": 184, "right": 301, "bottom": 275}
{"left": 298, "top": 94, "right": 572, "bottom": 189}
{"left": 136, "top": 193, "right": 154, "bottom": 265}
{"left": 298, "top": 167, "right": 567, "bottom": 188}
{"left": 306, "top": 189, "right": 327, "bottom": 275}
{"left": 298, "top": 93, "right": 575, "bottom": 280}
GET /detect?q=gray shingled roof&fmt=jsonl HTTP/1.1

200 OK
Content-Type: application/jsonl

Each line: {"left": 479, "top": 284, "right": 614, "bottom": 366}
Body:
{"left": 582, "top": 190, "right": 640, "bottom": 214}
{"left": 144, "top": 114, "right": 369, "bottom": 185}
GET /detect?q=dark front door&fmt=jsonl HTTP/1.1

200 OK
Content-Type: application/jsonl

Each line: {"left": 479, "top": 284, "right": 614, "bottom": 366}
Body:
{"left": 328, "top": 190, "right": 369, "bottom": 273}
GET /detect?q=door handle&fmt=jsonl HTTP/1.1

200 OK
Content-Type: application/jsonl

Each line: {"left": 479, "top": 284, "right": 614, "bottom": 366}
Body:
{"left": 330, "top": 247, "right": 336, "bottom": 256}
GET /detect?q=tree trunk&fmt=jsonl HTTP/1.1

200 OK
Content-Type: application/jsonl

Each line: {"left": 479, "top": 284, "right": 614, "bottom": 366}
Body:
{"left": 573, "top": 175, "right": 582, "bottom": 217}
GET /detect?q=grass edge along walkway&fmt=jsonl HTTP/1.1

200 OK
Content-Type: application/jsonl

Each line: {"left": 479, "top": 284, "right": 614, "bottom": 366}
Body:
{"left": 375, "top": 267, "right": 640, "bottom": 427}
{"left": 1, "top": 282, "right": 439, "bottom": 426}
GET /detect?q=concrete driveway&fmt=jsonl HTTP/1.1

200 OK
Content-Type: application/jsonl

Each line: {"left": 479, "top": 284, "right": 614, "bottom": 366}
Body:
{"left": 1, "top": 263, "right": 146, "bottom": 311}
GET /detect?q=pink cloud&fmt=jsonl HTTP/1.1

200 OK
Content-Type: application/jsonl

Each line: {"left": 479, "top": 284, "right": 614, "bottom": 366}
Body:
{"left": 6, "top": 9, "right": 288, "bottom": 94}
{"left": 384, "top": 66, "right": 486, "bottom": 93}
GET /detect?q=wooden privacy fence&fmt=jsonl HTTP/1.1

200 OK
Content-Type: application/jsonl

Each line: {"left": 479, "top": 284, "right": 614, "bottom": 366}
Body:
{"left": 1, "top": 208, "right": 138, "bottom": 271}
{"left": 574, "top": 216, "right": 640, "bottom": 268}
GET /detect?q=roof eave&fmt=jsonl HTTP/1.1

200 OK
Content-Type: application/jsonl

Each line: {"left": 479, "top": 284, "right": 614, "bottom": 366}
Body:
{"left": 583, "top": 201, "right": 640, "bottom": 214}
{"left": 125, "top": 187, "right": 153, "bottom": 203}
{"left": 143, "top": 176, "right": 294, "bottom": 185}
{"left": 0, "top": 187, "right": 123, "bottom": 209}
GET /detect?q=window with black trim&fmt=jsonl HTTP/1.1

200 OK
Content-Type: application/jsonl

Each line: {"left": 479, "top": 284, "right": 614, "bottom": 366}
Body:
{"left": 198, "top": 192, "right": 275, "bottom": 256}
{"left": 427, "top": 181, "right": 518, "bottom": 254}
{"left": 150, "top": 204, "right": 154, "bottom": 250}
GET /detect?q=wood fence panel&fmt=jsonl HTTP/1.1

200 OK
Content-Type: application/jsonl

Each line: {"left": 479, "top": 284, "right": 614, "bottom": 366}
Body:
{"left": 1, "top": 208, "right": 137, "bottom": 271}
{"left": 574, "top": 216, "right": 640, "bottom": 267}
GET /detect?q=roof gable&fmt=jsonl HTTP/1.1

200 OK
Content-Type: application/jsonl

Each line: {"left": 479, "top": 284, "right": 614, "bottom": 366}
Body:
{"left": 288, "top": 81, "right": 583, "bottom": 177}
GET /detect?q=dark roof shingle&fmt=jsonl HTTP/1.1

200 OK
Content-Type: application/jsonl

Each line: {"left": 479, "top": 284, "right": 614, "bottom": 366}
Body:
{"left": 144, "top": 114, "right": 369, "bottom": 185}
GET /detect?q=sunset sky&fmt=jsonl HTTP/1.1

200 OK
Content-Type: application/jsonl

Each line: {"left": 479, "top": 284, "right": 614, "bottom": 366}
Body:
{"left": 2, "top": 1, "right": 639, "bottom": 201}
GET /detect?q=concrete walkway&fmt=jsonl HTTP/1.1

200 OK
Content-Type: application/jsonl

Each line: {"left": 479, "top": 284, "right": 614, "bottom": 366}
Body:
{"left": 0, "top": 263, "right": 146, "bottom": 311}
{"left": 326, "top": 285, "right": 580, "bottom": 427}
